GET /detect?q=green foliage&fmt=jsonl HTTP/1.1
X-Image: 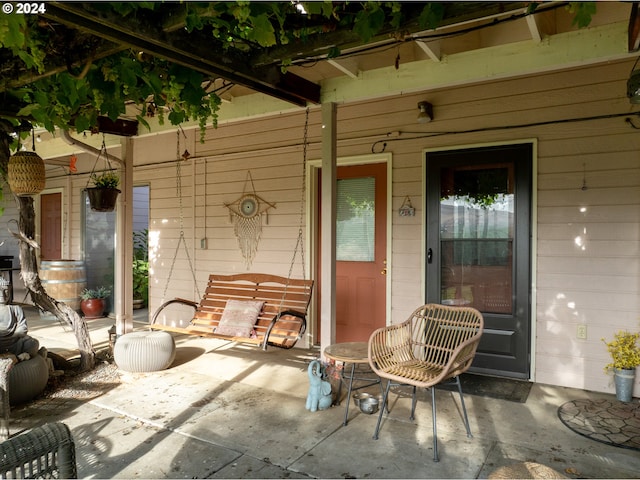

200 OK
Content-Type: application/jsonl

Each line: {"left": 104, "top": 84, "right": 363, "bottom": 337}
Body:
{"left": 81, "top": 286, "right": 111, "bottom": 300}
{"left": 0, "top": 2, "right": 597, "bottom": 143}
{"left": 602, "top": 331, "right": 640, "bottom": 371}
{"left": 418, "top": 3, "right": 446, "bottom": 30}
{"left": 133, "top": 229, "right": 149, "bottom": 304}
{"left": 133, "top": 229, "right": 148, "bottom": 261}
{"left": 133, "top": 259, "right": 149, "bottom": 304}
{"left": 567, "top": 2, "right": 597, "bottom": 28}
{"left": 90, "top": 171, "right": 120, "bottom": 189}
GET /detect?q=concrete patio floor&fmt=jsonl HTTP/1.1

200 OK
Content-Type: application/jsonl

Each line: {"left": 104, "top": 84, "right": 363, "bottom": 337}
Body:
{"left": 6, "top": 305, "right": 640, "bottom": 479}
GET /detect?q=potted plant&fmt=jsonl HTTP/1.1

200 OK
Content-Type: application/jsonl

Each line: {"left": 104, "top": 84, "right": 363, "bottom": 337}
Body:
{"left": 87, "top": 171, "right": 120, "bottom": 212}
{"left": 602, "top": 330, "right": 640, "bottom": 402}
{"left": 80, "top": 286, "right": 111, "bottom": 319}
{"left": 132, "top": 229, "right": 149, "bottom": 308}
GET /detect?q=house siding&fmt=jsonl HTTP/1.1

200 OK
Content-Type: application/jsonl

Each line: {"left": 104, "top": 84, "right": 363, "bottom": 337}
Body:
{"left": 32, "top": 56, "right": 640, "bottom": 396}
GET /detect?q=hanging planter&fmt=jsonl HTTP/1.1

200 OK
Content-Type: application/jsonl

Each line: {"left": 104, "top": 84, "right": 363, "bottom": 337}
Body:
{"left": 7, "top": 150, "right": 46, "bottom": 196}
{"left": 87, "top": 186, "right": 120, "bottom": 212}
{"left": 86, "top": 136, "right": 120, "bottom": 212}
{"left": 87, "top": 170, "right": 120, "bottom": 212}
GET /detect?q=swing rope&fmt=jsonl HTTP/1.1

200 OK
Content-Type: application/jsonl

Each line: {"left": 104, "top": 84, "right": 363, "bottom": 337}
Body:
{"left": 161, "top": 130, "right": 201, "bottom": 302}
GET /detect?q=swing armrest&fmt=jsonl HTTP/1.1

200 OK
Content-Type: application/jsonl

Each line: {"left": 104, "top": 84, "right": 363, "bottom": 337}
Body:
{"left": 151, "top": 298, "right": 199, "bottom": 325}
{"left": 262, "top": 310, "right": 307, "bottom": 350}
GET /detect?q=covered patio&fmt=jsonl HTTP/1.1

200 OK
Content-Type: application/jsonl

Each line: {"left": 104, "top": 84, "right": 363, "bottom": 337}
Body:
{"left": 1, "top": 4, "right": 640, "bottom": 476}
{"left": 6, "top": 306, "right": 639, "bottom": 479}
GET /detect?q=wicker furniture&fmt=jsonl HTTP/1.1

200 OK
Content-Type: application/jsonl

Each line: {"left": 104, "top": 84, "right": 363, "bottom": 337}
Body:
{"left": 151, "top": 273, "right": 313, "bottom": 350}
{"left": 368, "top": 303, "right": 484, "bottom": 462}
{"left": 0, "top": 422, "right": 77, "bottom": 479}
{"left": 0, "top": 359, "right": 12, "bottom": 442}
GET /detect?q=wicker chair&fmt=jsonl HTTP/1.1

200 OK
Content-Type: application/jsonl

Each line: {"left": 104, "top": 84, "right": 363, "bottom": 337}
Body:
{"left": 0, "top": 359, "right": 13, "bottom": 442}
{"left": 0, "top": 422, "right": 77, "bottom": 479}
{"left": 368, "top": 304, "right": 484, "bottom": 462}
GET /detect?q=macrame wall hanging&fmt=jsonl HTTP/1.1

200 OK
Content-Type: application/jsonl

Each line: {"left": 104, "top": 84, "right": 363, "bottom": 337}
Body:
{"left": 224, "top": 170, "right": 275, "bottom": 269}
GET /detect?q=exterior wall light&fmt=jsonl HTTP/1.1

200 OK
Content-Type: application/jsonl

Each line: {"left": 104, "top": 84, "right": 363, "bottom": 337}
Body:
{"left": 417, "top": 101, "right": 433, "bottom": 123}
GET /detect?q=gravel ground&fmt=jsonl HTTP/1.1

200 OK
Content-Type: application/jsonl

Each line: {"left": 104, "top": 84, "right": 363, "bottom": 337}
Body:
{"left": 43, "top": 354, "right": 121, "bottom": 401}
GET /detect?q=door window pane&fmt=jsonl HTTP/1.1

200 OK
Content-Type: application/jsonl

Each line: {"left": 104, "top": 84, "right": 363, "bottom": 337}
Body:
{"left": 440, "top": 165, "right": 514, "bottom": 313}
{"left": 337, "top": 177, "right": 375, "bottom": 261}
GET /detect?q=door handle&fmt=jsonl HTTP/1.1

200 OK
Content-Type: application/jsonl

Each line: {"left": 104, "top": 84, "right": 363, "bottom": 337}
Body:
{"left": 381, "top": 259, "right": 387, "bottom": 275}
{"left": 427, "top": 248, "right": 433, "bottom": 264}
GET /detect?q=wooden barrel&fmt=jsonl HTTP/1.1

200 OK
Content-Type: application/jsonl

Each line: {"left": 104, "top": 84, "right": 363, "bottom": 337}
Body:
{"left": 40, "top": 260, "right": 87, "bottom": 312}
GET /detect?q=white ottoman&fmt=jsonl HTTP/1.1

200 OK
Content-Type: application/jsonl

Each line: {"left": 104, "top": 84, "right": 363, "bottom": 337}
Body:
{"left": 114, "top": 331, "right": 176, "bottom": 373}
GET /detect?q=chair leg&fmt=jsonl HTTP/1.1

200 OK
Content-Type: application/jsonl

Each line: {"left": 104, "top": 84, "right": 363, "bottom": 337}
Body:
{"left": 378, "top": 380, "right": 390, "bottom": 413}
{"left": 454, "top": 376, "right": 472, "bottom": 438}
{"left": 410, "top": 385, "right": 417, "bottom": 420}
{"left": 431, "top": 386, "right": 439, "bottom": 462}
{"left": 372, "top": 380, "right": 392, "bottom": 440}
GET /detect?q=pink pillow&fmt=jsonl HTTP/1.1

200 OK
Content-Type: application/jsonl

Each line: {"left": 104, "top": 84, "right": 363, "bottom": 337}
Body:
{"left": 215, "top": 299, "right": 264, "bottom": 337}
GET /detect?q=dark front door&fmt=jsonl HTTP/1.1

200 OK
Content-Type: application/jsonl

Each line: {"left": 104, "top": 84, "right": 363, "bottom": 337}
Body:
{"left": 426, "top": 143, "right": 532, "bottom": 379}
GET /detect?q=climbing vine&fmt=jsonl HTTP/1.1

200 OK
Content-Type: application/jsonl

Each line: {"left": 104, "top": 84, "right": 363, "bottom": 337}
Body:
{"left": 0, "top": 2, "right": 596, "bottom": 142}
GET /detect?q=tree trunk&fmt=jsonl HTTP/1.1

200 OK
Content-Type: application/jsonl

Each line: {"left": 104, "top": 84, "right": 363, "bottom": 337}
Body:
{"left": 0, "top": 124, "right": 95, "bottom": 371}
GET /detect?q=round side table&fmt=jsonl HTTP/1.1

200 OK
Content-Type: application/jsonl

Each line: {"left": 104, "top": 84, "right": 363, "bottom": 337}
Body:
{"left": 324, "top": 341, "right": 382, "bottom": 426}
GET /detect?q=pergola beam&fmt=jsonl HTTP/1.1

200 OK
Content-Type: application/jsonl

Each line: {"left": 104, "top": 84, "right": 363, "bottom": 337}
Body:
{"left": 42, "top": 2, "right": 320, "bottom": 106}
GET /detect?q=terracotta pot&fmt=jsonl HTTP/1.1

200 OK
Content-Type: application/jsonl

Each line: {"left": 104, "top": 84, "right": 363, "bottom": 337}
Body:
{"left": 80, "top": 298, "right": 106, "bottom": 319}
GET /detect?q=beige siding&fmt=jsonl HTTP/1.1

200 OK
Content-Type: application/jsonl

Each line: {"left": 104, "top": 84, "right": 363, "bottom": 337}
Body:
{"left": 41, "top": 55, "right": 640, "bottom": 395}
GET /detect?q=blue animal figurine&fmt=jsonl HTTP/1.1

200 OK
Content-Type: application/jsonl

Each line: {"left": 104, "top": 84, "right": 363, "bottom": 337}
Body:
{"left": 306, "top": 360, "right": 332, "bottom": 412}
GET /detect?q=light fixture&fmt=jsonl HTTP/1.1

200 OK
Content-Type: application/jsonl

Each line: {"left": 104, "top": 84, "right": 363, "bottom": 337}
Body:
{"left": 417, "top": 101, "right": 433, "bottom": 124}
{"left": 8, "top": 129, "right": 45, "bottom": 197}
{"left": 8, "top": 151, "right": 45, "bottom": 196}
{"left": 627, "top": 59, "right": 640, "bottom": 104}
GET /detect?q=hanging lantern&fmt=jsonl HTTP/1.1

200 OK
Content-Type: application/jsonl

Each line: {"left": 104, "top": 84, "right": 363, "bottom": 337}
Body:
{"left": 7, "top": 151, "right": 46, "bottom": 196}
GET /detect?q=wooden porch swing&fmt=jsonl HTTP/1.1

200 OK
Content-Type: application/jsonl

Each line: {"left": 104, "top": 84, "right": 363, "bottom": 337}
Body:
{"left": 150, "top": 112, "right": 313, "bottom": 350}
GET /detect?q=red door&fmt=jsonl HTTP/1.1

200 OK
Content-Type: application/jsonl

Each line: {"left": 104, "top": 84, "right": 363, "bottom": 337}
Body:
{"left": 40, "top": 193, "right": 62, "bottom": 260}
{"left": 318, "top": 162, "right": 388, "bottom": 343}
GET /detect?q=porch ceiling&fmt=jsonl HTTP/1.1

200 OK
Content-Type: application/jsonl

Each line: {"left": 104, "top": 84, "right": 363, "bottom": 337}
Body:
{"left": 6, "top": 2, "right": 635, "bottom": 107}
{"left": 5, "top": 1, "right": 638, "bottom": 163}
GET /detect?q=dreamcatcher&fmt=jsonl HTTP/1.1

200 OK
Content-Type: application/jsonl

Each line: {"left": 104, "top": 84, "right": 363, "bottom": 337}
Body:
{"left": 224, "top": 171, "right": 275, "bottom": 269}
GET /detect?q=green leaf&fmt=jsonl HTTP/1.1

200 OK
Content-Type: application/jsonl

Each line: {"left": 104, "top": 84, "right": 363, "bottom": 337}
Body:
{"left": 168, "top": 109, "right": 186, "bottom": 125}
{"left": 116, "top": 58, "right": 139, "bottom": 88}
{"left": 327, "top": 46, "right": 341, "bottom": 59}
{"left": 418, "top": 3, "right": 445, "bottom": 30}
{"left": 0, "top": 15, "right": 25, "bottom": 48}
{"left": 185, "top": 11, "right": 205, "bottom": 32}
{"left": 568, "top": 2, "right": 596, "bottom": 28}
{"left": 59, "top": 74, "right": 80, "bottom": 108}
{"left": 353, "top": 7, "right": 386, "bottom": 43}
{"left": 250, "top": 13, "right": 277, "bottom": 46}
{"left": 15, "top": 104, "right": 40, "bottom": 117}
{"left": 135, "top": 114, "right": 151, "bottom": 132}
{"left": 74, "top": 114, "right": 91, "bottom": 133}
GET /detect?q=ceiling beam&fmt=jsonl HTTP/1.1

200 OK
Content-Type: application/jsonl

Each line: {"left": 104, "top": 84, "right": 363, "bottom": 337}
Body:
{"left": 42, "top": 2, "right": 320, "bottom": 106}
{"left": 415, "top": 40, "right": 442, "bottom": 62}
{"left": 327, "top": 58, "right": 360, "bottom": 79}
